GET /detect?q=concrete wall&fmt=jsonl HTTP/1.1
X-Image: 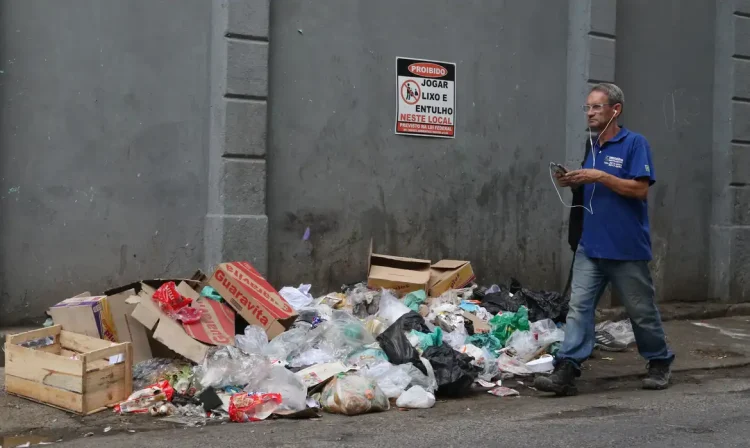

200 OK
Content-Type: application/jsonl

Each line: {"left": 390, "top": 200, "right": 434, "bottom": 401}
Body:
{"left": 267, "top": 0, "right": 570, "bottom": 293}
{"left": 0, "top": 0, "right": 211, "bottom": 325}
{"left": 615, "top": 0, "right": 716, "bottom": 302}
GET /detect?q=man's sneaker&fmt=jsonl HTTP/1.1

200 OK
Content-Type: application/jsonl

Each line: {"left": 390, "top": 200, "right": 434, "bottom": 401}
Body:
{"left": 533, "top": 360, "right": 579, "bottom": 396}
{"left": 642, "top": 360, "right": 671, "bottom": 390}
{"left": 594, "top": 330, "right": 628, "bottom": 352}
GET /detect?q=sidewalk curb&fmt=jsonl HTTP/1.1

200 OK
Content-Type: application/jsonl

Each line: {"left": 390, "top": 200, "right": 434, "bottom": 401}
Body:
{"left": 587, "top": 360, "right": 750, "bottom": 383}
{"left": 596, "top": 302, "right": 750, "bottom": 323}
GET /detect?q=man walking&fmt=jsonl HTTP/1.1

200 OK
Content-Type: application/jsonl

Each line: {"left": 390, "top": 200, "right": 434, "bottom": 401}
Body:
{"left": 535, "top": 83, "right": 674, "bottom": 396}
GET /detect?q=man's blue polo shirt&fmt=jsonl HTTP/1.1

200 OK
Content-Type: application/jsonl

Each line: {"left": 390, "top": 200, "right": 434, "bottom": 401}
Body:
{"left": 580, "top": 127, "right": 655, "bottom": 261}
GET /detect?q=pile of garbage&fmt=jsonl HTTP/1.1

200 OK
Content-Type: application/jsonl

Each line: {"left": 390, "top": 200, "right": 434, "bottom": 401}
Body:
{"left": 29, "top": 255, "right": 635, "bottom": 424}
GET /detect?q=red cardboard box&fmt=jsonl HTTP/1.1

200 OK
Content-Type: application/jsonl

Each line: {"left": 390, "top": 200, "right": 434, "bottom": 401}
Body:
{"left": 208, "top": 262, "right": 298, "bottom": 339}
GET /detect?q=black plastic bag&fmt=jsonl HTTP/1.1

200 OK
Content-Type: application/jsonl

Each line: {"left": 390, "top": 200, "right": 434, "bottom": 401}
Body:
{"left": 479, "top": 278, "right": 568, "bottom": 322}
{"left": 376, "top": 311, "right": 431, "bottom": 370}
{"left": 423, "top": 344, "right": 478, "bottom": 397}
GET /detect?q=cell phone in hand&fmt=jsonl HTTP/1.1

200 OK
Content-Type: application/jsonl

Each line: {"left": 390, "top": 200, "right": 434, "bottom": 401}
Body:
{"left": 550, "top": 162, "right": 568, "bottom": 176}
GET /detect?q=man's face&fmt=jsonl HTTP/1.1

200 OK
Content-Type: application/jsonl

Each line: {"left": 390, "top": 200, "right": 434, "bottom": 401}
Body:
{"left": 585, "top": 90, "right": 619, "bottom": 131}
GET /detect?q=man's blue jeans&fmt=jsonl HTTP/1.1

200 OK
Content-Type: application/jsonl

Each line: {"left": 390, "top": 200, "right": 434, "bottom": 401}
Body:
{"left": 556, "top": 245, "right": 675, "bottom": 369}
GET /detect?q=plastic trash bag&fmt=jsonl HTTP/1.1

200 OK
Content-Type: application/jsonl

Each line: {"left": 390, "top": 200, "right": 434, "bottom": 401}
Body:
{"left": 458, "top": 344, "right": 486, "bottom": 366}
{"left": 197, "top": 346, "right": 272, "bottom": 390}
{"left": 288, "top": 348, "right": 336, "bottom": 368}
{"left": 504, "top": 330, "right": 540, "bottom": 361}
{"left": 377, "top": 289, "right": 412, "bottom": 327}
{"left": 422, "top": 344, "right": 479, "bottom": 396}
{"left": 404, "top": 290, "right": 427, "bottom": 312}
{"left": 495, "top": 353, "right": 533, "bottom": 376}
{"left": 596, "top": 319, "right": 636, "bottom": 346}
{"left": 347, "top": 283, "right": 381, "bottom": 318}
{"left": 280, "top": 284, "right": 314, "bottom": 310}
{"left": 489, "top": 306, "right": 530, "bottom": 346}
{"left": 229, "top": 393, "right": 282, "bottom": 422}
{"left": 360, "top": 362, "right": 413, "bottom": 398}
{"left": 396, "top": 386, "right": 435, "bottom": 409}
{"left": 200, "top": 286, "right": 223, "bottom": 302}
{"left": 443, "top": 326, "right": 468, "bottom": 351}
{"left": 317, "top": 310, "right": 376, "bottom": 360}
{"left": 235, "top": 325, "right": 268, "bottom": 355}
{"left": 408, "top": 328, "right": 443, "bottom": 352}
{"left": 263, "top": 326, "right": 311, "bottom": 363}
{"left": 133, "top": 358, "right": 193, "bottom": 390}
{"left": 531, "top": 319, "right": 566, "bottom": 346}
{"left": 478, "top": 348, "right": 499, "bottom": 382}
{"left": 364, "top": 315, "right": 388, "bottom": 337}
{"left": 480, "top": 279, "right": 568, "bottom": 322}
{"left": 466, "top": 332, "right": 502, "bottom": 352}
{"left": 321, "top": 373, "right": 390, "bottom": 416}
{"left": 252, "top": 365, "right": 307, "bottom": 412}
{"left": 377, "top": 311, "right": 431, "bottom": 367}
{"left": 346, "top": 346, "right": 389, "bottom": 367}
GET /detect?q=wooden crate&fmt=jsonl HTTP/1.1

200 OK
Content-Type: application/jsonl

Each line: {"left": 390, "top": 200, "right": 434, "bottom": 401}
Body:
{"left": 4, "top": 325, "right": 133, "bottom": 415}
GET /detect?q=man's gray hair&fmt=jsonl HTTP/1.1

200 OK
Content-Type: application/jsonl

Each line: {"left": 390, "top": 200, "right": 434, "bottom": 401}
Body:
{"left": 590, "top": 83, "right": 625, "bottom": 109}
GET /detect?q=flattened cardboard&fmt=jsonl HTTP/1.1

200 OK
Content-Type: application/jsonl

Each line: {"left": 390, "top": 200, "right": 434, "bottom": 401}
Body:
{"left": 429, "top": 259, "right": 476, "bottom": 297}
{"left": 462, "top": 311, "right": 490, "bottom": 333}
{"left": 367, "top": 248, "right": 431, "bottom": 296}
{"left": 208, "top": 262, "right": 297, "bottom": 340}
{"left": 182, "top": 298, "right": 235, "bottom": 346}
{"left": 129, "top": 289, "right": 209, "bottom": 364}
{"left": 48, "top": 295, "right": 118, "bottom": 342}
{"left": 107, "top": 288, "right": 153, "bottom": 363}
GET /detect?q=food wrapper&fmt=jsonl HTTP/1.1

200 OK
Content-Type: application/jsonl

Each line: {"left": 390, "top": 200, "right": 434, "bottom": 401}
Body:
{"left": 228, "top": 393, "right": 282, "bottom": 422}
{"left": 115, "top": 380, "right": 175, "bottom": 414}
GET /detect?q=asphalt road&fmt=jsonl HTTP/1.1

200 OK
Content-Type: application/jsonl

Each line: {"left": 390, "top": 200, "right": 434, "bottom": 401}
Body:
{"left": 7, "top": 368, "right": 750, "bottom": 448}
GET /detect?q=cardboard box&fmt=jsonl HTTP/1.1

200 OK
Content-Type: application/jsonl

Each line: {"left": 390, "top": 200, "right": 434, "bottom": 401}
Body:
{"left": 428, "top": 260, "right": 476, "bottom": 297}
{"left": 48, "top": 296, "right": 118, "bottom": 343}
{"left": 105, "top": 288, "right": 153, "bottom": 364}
{"left": 128, "top": 281, "right": 236, "bottom": 364}
{"left": 367, "top": 248, "right": 431, "bottom": 296}
{"left": 208, "top": 261, "right": 297, "bottom": 340}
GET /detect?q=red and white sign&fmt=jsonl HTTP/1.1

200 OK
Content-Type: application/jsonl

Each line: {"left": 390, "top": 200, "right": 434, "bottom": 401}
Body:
{"left": 396, "top": 57, "right": 456, "bottom": 138}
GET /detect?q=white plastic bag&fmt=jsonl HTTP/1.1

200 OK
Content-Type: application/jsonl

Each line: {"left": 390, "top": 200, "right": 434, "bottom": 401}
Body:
{"left": 263, "top": 326, "right": 310, "bottom": 363}
{"left": 252, "top": 365, "right": 308, "bottom": 412}
{"left": 396, "top": 386, "right": 435, "bottom": 409}
{"left": 505, "top": 330, "right": 540, "bottom": 361}
{"left": 360, "top": 362, "right": 412, "bottom": 398}
{"left": 288, "top": 348, "right": 336, "bottom": 368}
{"left": 279, "top": 284, "right": 314, "bottom": 310}
{"left": 459, "top": 344, "right": 487, "bottom": 366}
{"left": 235, "top": 325, "right": 268, "bottom": 354}
{"left": 443, "top": 326, "right": 468, "bottom": 351}
{"left": 531, "top": 319, "right": 565, "bottom": 346}
{"left": 376, "top": 289, "right": 412, "bottom": 327}
{"left": 496, "top": 353, "right": 533, "bottom": 376}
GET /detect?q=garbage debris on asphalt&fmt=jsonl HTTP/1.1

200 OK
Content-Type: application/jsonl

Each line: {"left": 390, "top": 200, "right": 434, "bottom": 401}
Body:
{"left": 3, "top": 251, "right": 638, "bottom": 424}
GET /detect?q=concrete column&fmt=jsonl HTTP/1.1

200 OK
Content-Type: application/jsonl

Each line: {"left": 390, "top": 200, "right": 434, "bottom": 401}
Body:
{"left": 205, "top": 0, "right": 270, "bottom": 274}
{"left": 561, "top": 0, "right": 617, "bottom": 302}
{"left": 710, "top": 0, "right": 750, "bottom": 301}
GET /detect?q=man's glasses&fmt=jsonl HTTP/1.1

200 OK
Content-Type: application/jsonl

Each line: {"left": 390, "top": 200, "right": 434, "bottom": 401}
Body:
{"left": 582, "top": 103, "right": 612, "bottom": 112}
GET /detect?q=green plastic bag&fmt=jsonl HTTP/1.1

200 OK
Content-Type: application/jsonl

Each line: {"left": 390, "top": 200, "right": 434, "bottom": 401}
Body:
{"left": 404, "top": 290, "right": 427, "bottom": 312}
{"left": 200, "top": 286, "right": 224, "bottom": 302}
{"left": 489, "top": 306, "right": 530, "bottom": 346}
{"left": 466, "top": 332, "right": 502, "bottom": 352}
{"left": 409, "top": 327, "right": 443, "bottom": 351}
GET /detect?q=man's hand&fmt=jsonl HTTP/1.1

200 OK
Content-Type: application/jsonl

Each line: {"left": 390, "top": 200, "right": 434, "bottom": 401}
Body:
{"left": 554, "top": 171, "right": 577, "bottom": 188}
{"left": 564, "top": 169, "right": 605, "bottom": 185}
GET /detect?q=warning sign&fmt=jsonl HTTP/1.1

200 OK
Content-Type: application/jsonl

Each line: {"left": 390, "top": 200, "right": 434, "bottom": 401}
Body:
{"left": 396, "top": 57, "right": 456, "bottom": 138}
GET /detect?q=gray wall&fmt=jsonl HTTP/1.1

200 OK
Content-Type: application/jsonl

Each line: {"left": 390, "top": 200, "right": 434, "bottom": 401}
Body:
{"left": 267, "top": 0, "right": 570, "bottom": 293}
{"left": 615, "top": 0, "right": 716, "bottom": 302}
{"left": 0, "top": 0, "right": 211, "bottom": 325}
